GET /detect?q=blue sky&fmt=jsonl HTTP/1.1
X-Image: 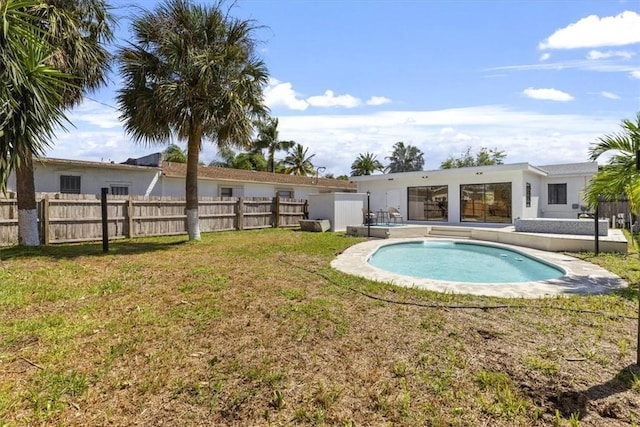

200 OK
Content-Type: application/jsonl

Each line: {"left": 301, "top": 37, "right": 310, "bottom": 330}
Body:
{"left": 51, "top": 0, "right": 640, "bottom": 176}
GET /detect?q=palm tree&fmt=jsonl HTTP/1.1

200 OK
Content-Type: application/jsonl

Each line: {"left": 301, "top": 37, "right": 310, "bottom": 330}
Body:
{"left": 117, "top": 0, "right": 269, "bottom": 240}
{"left": 584, "top": 112, "right": 640, "bottom": 213}
{"left": 282, "top": 143, "right": 315, "bottom": 176}
{"left": 350, "top": 152, "right": 385, "bottom": 176}
{"left": 252, "top": 117, "right": 295, "bottom": 173}
{"left": 2, "top": 0, "right": 111, "bottom": 245}
{"left": 163, "top": 144, "right": 187, "bottom": 163}
{"left": 386, "top": 141, "right": 424, "bottom": 173}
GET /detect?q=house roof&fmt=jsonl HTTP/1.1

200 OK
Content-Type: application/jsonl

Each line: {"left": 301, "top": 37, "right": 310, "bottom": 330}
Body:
{"left": 161, "top": 162, "right": 356, "bottom": 191}
{"left": 537, "top": 162, "right": 598, "bottom": 176}
{"left": 35, "top": 157, "right": 162, "bottom": 171}
{"left": 349, "top": 162, "right": 550, "bottom": 182}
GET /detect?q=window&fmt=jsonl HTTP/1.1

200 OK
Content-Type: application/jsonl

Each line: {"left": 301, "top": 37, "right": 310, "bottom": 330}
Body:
{"left": 60, "top": 175, "right": 81, "bottom": 194}
{"left": 220, "top": 187, "right": 233, "bottom": 197}
{"left": 460, "top": 182, "right": 512, "bottom": 223}
{"left": 407, "top": 186, "right": 448, "bottom": 221}
{"left": 548, "top": 183, "right": 567, "bottom": 205}
{"left": 276, "top": 190, "right": 293, "bottom": 199}
{"left": 525, "top": 183, "right": 531, "bottom": 208}
{"left": 110, "top": 186, "right": 129, "bottom": 196}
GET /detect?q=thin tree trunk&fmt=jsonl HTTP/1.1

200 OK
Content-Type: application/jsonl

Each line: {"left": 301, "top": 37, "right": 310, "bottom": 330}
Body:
{"left": 16, "top": 155, "right": 40, "bottom": 246}
{"left": 185, "top": 128, "right": 202, "bottom": 241}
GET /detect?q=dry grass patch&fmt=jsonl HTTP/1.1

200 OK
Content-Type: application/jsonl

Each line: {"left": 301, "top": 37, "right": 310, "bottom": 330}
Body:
{"left": 1, "top": 229, "right": 640, "bottom": 425}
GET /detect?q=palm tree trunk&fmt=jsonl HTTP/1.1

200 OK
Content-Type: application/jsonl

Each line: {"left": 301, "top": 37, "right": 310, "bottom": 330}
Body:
{"left": 185, "top": 128, "right": 202, "bottom": 241}
{"left": 16, "top": 155, "right": 40, "bottom": 246}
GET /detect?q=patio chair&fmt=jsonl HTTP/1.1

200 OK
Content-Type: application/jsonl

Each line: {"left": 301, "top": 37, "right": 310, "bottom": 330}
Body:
{"left": 362, "top": 208, "right": 376, "bottom": 225}
{"left": 388, "top": 207, "right": 404, "bottom": 225}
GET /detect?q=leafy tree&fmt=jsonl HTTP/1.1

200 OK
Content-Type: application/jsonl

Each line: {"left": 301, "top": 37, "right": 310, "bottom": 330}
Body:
{"left": 336, "top": 174, "right": 350, "bottom": 180}
{"left": 1, "top": 0, "right": 114, "bottom": 246}
{"left": 117, "top": 0, "right": 269, "bottom": 240}
{"left": 386, "top": 141, "right": 424, "bottom": 173}
{"left": 163, "top": 144, "right": 187, "bottom": 163}
{"left": 350, "top": 152, "right": 385, "bottom": 176}
{"left": 209, "top": 147, "right": 236, "bottom": 167}
{"left": 282, "top": 143, "right": 315, "bottom": 176}
{"left": 252, "top": 117, "right": 294, "bottom": 172}
{"left": 440, "top": 146, "right": 506, "bottom": 169}
{"left": 584, "top": 112, "right": 640, "bottom": 213}
{"left": 231, "top": 152, "right": 267, "bottom": 171}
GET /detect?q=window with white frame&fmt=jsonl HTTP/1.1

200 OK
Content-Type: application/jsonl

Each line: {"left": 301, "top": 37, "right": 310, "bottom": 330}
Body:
{"left": 60, "top": 175, "right": 81, "bottom": 194}
{"left": 525, "top": 183, "right": 531, "bottom": 208}
{"left": 548, "top": 183, "right": 567, "bottom": 205}
{"left": 276, "top": 189, "right": 293, "bottom": 199}
{"left": 110, "top": 186, "right": 129, "bottom": 196}
{"left": 220, "top": 187, "right": 233, "bottom": 197}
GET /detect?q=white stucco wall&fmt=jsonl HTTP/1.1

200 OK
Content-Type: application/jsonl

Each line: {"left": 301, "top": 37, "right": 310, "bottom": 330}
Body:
{"left": 352, "top": 163, "right": 596, "bottom": 223}
{"left": 356, "top": 167, "right": 528, "bottom": 224}
{"left": 6, "top": 162, "right": 162, "bottom": 196}
{"left": 540, "top": 174, "right": 591, "bottom": 219}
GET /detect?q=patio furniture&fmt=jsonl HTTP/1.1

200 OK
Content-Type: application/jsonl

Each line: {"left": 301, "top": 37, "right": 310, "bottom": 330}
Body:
{"left": 377, "top": 209, "right": 389, "bottom": 225}
{"left": 362, "top": 208, "right": 376, "bottom": 225}
{"left": 388, "top": 207, "right": 404, "bottom": 224}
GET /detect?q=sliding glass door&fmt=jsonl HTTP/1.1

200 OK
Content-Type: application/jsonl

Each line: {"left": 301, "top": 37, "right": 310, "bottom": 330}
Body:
{"left": 408, "top": 186, "right": 448, "bottom": 221}
{"left": 460, "top": 182, "right": 511, "bottom": 223}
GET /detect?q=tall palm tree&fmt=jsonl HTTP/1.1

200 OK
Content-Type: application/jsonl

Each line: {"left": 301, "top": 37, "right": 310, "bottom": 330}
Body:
{"left": 252, "top": 117, "right": 294, "bottom": 173}
{"left": 282, "top": 143, "right": 315, "bottom": 176}
{"left": 1, "top": 0, "right": 111, "bottom": 245}
{"left": 117, "top": 0, "right": 269, "bottom": 240}
{"left": 350, "top": 152, "right": 385, "bottom": 176}
{"left": 585, "top": 112, "right": 640, "bottom": 213}
{"left": 386, "top": 141, "right": 424, "bottom": 173}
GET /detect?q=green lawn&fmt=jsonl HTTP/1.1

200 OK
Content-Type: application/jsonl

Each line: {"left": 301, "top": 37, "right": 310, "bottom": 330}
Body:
{"left": 1, "top": 229, "right": 640, "bottom": 426}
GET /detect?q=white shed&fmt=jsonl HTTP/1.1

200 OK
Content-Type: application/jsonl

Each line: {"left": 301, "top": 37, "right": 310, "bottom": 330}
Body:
{"left": 308, "top": 192, "right": 367, "bottom": 232}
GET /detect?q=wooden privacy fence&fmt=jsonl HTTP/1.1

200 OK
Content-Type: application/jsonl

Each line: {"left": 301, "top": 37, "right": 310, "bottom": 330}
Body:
{"left": 0, "top": 194, "right": 308, "bottom": 246}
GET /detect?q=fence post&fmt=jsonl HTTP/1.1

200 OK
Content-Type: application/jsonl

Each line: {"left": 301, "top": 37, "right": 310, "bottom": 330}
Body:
{"left": 127, "top": 196, "right": 134, "bottom": 238}
{"left": 304, "top": 200, "right": 309, "bottom": 219}
{"left": 274, "top": 197, "right": 280, "bottom": 228}
{"left": 101, "top": 188, "right": 109, "bottom": 253}
{"left": 42, "top": 194, "right": 50, "bottom": 245}
{"left": 237, "top": 197, "right": 244, "bottom": 230}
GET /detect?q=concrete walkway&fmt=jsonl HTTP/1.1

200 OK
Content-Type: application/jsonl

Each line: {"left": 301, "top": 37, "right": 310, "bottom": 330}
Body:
{"left": 331, "top": 238, "right": 627, "bottom": 298}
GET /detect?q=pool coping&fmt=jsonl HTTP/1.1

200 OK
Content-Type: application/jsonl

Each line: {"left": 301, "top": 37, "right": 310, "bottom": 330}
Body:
{"left": 330, "top": 238, "right": 628, "bottom": 298}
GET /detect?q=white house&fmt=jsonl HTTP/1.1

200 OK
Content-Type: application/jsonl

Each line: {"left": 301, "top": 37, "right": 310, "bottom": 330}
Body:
{"left": 350, "top": 162, "right": 598, "bottom": 224}
{"left": 5, "top": 154, "right": 356, "bottom": 198}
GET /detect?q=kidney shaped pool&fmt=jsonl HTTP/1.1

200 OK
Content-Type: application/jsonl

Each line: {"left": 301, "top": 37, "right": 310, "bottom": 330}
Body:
{"left": 368, "top": 240, "right": 565, "bottom": 283}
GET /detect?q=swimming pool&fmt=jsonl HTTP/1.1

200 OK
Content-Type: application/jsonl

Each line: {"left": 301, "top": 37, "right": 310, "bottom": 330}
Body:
{"left": 368, "top": 241, "right": 564, "bottom": 283}
{"left": 330, "top": 238, "right": 626, "bottom": 297}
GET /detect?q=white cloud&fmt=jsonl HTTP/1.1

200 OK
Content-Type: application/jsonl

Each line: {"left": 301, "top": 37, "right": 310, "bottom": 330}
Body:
{"left": 539, "top": 53, "right": 551, "bottom": 62}
{"left": 539, "top": 11, "right": 640, "bottom": 50}
{"left": 600, "top": 91, "right": 620, "bottom": 100}
{"left": 631, "top": 70, "right": 640, "bottom": 79}
{"left": 48, "top": 105, "right": 624, "bottom": 176}
{"left": 522, "top": 87, "right": 574, "bottom": 102}
{"left": 67, "top": 101, "right": 121, "bottom": 129}
{"left": 264, "top": 79, "right": 309, "bottom": 111}
{"left": 366, "top": 96, "right": 391, "bottom": 106}
{"left": 306, "top": 90, "right": 361, "bottom": 108}
{"left": 587, "top": 50, "right": 635, "bottom": 60}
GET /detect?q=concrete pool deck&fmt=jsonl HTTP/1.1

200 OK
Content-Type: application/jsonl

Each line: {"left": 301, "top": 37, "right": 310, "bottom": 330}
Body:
{"left": 331, "top": 238, "right": 627, "bottom": 298}
{"left": 345, "top": 223, "right": 629, "bottom": 253}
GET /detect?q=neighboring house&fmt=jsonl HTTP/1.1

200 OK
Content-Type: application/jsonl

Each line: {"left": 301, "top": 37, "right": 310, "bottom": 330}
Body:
{"left": 350, "top": 162, "right": 597, "bottom": 224}
{"left": 5, "top": 153, "right": 356, "bottom": 198}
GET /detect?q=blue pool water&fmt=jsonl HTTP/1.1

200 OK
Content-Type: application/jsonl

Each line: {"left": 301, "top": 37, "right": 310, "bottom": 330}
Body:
{"left": 368, "top": 241, "right": 565, "bottom": 283}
